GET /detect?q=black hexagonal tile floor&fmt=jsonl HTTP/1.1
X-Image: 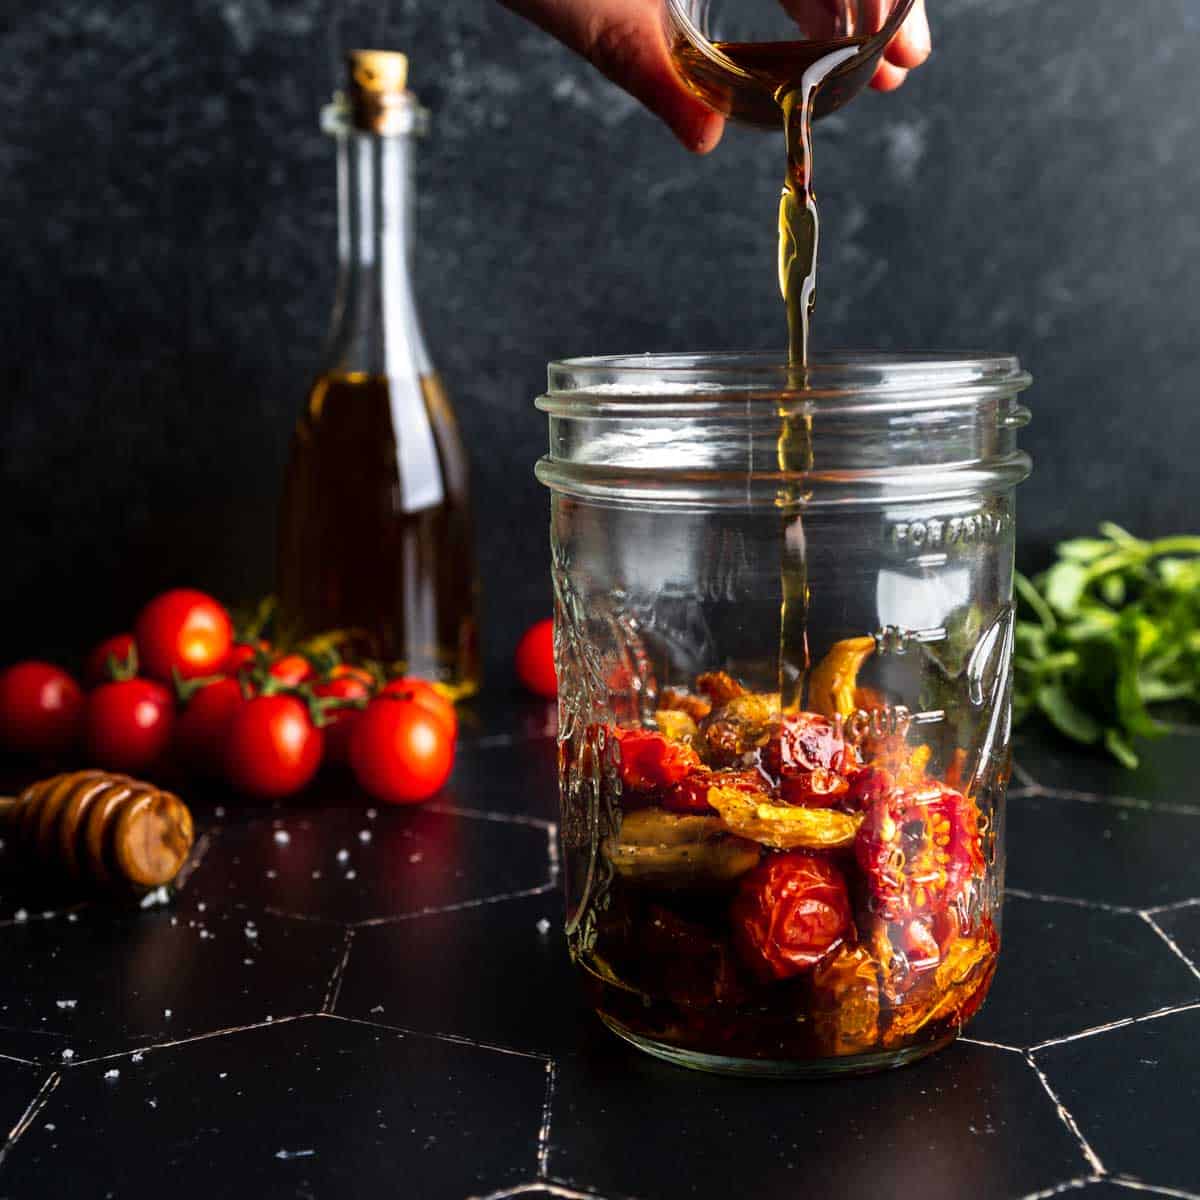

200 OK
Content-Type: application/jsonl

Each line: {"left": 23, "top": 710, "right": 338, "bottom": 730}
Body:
{"left": 456, "top": 687, "right": 558, "bottom": 749}
{"left": 0, "top": 1015, "right": 548, "bottom": 1199}
{"left": 1006, "top": 791, "right": 1200, "bottom": 909}
{"left": 0, "top": 907, "right": 341, "bottom": 1063}
{"left": 1150, "top": 903, "right": 1200, "bottom": 976}
{"left": 968, "top": 895, "right": 1200, "bottom": 1049}
{"left": 182, "top": 805, "right": 553, "bottom": 925}
{"left": 446, "top": 738, "right": 560, "bottom": 824}
{"left": 337, "top": 892, "right": 591, "bottom": 1057}
{"left": 1013, "top": 730, "right": 1200, "bottom": 813}
{"left": 0, "top": 1059, "right": 52, "bottom": 1141}
{"left": 548, "top": 1040, "right": 1087, "bottom": 1200}
{"left": 1035, "top": 1006, "right": 1200, "bottom": 1193}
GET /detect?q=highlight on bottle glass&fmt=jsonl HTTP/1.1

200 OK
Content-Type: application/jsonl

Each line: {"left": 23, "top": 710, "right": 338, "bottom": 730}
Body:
{"left": 537, "top": 352, "right": 1032, "bottom": 1077}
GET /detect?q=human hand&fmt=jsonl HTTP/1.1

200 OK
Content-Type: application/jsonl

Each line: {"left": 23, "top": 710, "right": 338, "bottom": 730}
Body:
{"left": 498, "top": 0, "right": 931, "bottom": 153}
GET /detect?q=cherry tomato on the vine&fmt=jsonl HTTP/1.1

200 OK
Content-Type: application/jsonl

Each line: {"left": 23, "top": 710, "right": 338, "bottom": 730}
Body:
{"left": 83, "top": 678, "right": 175, "bottom": 774}
{"left": 175, "top": 677, "right": 247, "bottom": 773}
{"left": 225, "top": 695, "right": 323, "bottom": 799}
{"left": 83, "top": 634, "right": 137, "bottom": 687}
{"left": 515, "top": 618, "right": 557, "bottom": 698}
{"left": 135, "top": 589, "right": 233, "bottom": 682}
{"left": 222, "top": 639, "right": 271, "bottom": 675}
{"left": 0, "top": 662, "right": 84, "bottom": 758}
{"left": 313, "top": 666, "right": 374, "bottom": 765}
{"left": 267, "top": 654, "right": 314, "bottom": 687}
{"left": 380, "top": 676, "right": 457, "bottom": 742}
{"left": 350, "top": 696, "right": 454, "bottom": 805}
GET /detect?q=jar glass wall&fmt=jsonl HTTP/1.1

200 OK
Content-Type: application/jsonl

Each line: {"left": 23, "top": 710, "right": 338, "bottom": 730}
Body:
{"left": 536, "top": 353, "right": 1032, "bottom": 1077}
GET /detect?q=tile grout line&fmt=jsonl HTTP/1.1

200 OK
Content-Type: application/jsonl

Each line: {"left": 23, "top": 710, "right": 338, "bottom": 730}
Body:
{"left": 958, "top": 1035, "right": 1022, "bottom": 1054}
{"left": 352, "top": 883, "right": 558, "bottom": 928}
{"left": 547, "top": 824, "right": 561, "bottom": 884}
{"left": 463, "top": 1181, "right": 634, "bottom": 1200}
{"left": 67, "top": 1013, "right": 312, "bottom": 1068}
{"left": 322, "top": 928, "right": 355, "bottom": 1014}
{"left": 0, "top": 1070, "right": 61, "bottom": 1167}
{"left": 322, "top": 1012, "right": 553, "bottom": 1064}
{"left": 1110, "top": 1175, "right": 1200, "bottom": 1199}
{"left": 174, "top": 830, "right": 214, "bottom": 892}
{"left": 427, "top": 801, "right": 556, "bottom": 832}
{"left": 1143, "top": 897, "right": 1200, "bottom": 917}
{"left": 1030, "top": 785, "right": 1200, "bottom": 819}
{"left": 1016, "top": 1177, "right": 1101, "bottom": 1200}
{"left": 1024, "top": 1052, "right": 1105, "bottom": 1176}
{"left": 1138, "top": 912, "right": 1200, "bottom": 985}
{"left": 1005, "top": 887, "right": 1138, "bottom": 915}
{"left": 537, "top": 1059, "right": 557, "bottom": 1179}
{"left": 1029, "top": 1000, "right": 1200, "bottom": 1054}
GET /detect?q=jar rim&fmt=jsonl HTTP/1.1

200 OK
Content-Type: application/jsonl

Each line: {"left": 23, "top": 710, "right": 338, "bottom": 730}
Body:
{"left": 543, "top": 351, "right": 1030, "bottom": 411}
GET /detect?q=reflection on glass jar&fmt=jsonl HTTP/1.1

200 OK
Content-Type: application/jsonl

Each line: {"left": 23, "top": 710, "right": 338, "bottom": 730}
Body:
{"left": 536, "top": 353, "right": 1032, "bottom": 1077}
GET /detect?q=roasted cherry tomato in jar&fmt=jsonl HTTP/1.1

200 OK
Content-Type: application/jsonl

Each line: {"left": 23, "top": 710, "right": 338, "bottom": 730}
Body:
{"left": 83, "top": 633, "right": 137, "bottom": 687}
{"left": 515, "top": 618, "right": 557, "bottom": 698}
{"left": 350, "top": 696, "right": 455, "bottom": 804}
{"left": 380, "top": 676, "right": 457, "bottom": 742}
{"left": 731, "top": 851, "right": 853, "bottom": 981}
{"left": 615, "top": 729, "right": 703, "bottom": 794}
{"left": 134, "top": 589, "right": 233, "bottom": 682}
{"left": 83, "top": 678, "right": 175, "bottom": 773}
{"left": 314, "top": 666, "right": 375, "bottom": 765}
{"left": 0, "top": 662, "right": 84, "bottom": 758}
{"left": 225, "top": 694, "right": 323, "bottom": 799}
{"left": 855, "top": 782, "right": 984, "bottom": 923}
{"left": 175, "top": 677, "right": 247, "bottom": 773}
{"left": 662, "top": 768, "right": 765, "bottom": 815}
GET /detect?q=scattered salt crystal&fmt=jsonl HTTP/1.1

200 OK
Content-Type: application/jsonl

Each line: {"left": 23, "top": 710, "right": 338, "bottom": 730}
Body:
{"left": 131, "top": 1051, "right": 144, "bottom": 1062}
{"left": 164, "top": 1009, "right": 173, "bottom": 1018}
{"left": 139, "top": 886, "right": 170, "bottom": 909}
{"left": 244, "top": 958, "right": 255, "bottom": 966}
{"left": 148, "top": 1099, "right": 157, "bottom": 1109}
{"left": 104, "top": 1069, "right": 119, "bottom": 1081}
{"left": 197, "top": 902, "right": 206, "bottom": 912}
{"left": 408, "top": 852, "right": 423, "bottom": 864}
{"left": 219, "top": 1072, "right": 228, "bottom": 1079}
{"left": 61, "top": 1049, "right": 74, "bottom": 1060}
{"left": 311, "top": 871, "right": 322, "bottom": 880}
{"left": 345, "top": 870, "right": 357, "bottom": 881}
{"left": 275, "top": 1149, "right": 316, "bottom": 1160}
{"left": 358, "top": 830, "right": 372, "bottom": 844}
{"left": 366, "top": 808, "right": 377, "bottom": 820}
{"left": 56, "top": 1000, "right": 77, "bottom": 1010}
{"left": 199, "top": 929, "right": 210, "bottom": 940}
{"left": 370, "top": 1005, "right": 384, "bottom": 1014}
{"left": 536, "top": 918, "right": 551, "bottom": 935}
{"left": 214, "top": 806, "right": 226, "bottom": 818}
{"left": 245, "top": 926, "right": 258, "bottom": 940}
{"left": 14, "top": 909, "right": 28, "bottom": 923}
{"left": 273, "top": 830, "right": 290, "bottom": 846}
{"left": 67, "top": 913, "right": 78, "bottom": 923}
{"left": 41, "top": 911, "right": 54, "bottom": 919}
{"left": 266, "top": 870, "right": 278, "bottom": 879}
{"left": 44, "top": 1124, "right": 55, "bottom": 1132}
{"left": 336, "top": 849, "right": 350, "bottom": 864}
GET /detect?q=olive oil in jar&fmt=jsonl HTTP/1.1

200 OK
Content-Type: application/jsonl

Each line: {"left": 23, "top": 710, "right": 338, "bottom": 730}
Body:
{"left": 276, "top": 51, "right": 480, "bottom": 696}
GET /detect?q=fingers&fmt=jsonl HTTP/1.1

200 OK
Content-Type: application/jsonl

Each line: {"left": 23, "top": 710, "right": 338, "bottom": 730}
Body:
{"left": 499, "top": 0, "right": 726, "bottom": 153}
{"left": 883, "top": 0, "right": 931, "bottom": 69}
{"left": 870, "top": 59, "right": 909, "bottom": 91}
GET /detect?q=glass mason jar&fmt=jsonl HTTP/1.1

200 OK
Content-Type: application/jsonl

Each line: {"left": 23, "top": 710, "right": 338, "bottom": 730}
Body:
{"left": 536, "top": 353, "right": 1032, "bottom": 1078}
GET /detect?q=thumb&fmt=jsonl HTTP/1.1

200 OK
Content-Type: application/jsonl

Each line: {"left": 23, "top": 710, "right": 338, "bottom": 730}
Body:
{"left": 501, "top": 0, "right": 725, "bottom": 153}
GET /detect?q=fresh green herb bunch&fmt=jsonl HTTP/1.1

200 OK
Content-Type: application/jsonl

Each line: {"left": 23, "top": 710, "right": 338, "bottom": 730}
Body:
{"left": 1014, "top": 524, "right": 1200, "bottom": 768}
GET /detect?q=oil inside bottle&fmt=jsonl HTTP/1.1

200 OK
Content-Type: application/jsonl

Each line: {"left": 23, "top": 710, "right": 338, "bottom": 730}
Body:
{"left": 277, "top": 369, "right": 481, "bottom": 697}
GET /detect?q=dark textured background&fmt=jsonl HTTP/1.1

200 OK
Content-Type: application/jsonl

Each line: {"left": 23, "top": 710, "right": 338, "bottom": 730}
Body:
{"left": 2, "top": 0, "right": 1198, "bottom": 675}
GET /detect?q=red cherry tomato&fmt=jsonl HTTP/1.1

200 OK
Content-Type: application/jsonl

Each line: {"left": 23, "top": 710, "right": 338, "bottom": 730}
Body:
{"left": 855, "top": 782, "right": 984, "bottom": 923}
{"left": 662, "top": 768, "right": 765, "bottom": 815}
{"left": 83, "top": 679, "right": 175, "bottom": 774}
{"left": 225, "top": 695, "right": 323, "bottom": 799}
{"left": 380, "top": 676, "right": 457, "bottom": 741}
{"left": 223, "top": 639, "right": 271, "bottom": 675}
{"left": 267, "top": 654, "right": 314, "bottom": 687}
{"left": 134, "top": 589, "right": 233, "bottom": 682}
{"left": 175, "top": 677, "right": 247, "bottom": 773}
{"left": 515, "top": 618, "right": 557, "bottom": 698}
{"left": 614, "top": 728, "right": 702, "bottom": 793}
{"left": 0, "top": 662, "right": 84, "bottom": 758}
{"left": 350, "top": 696, "right": 454, "bottom": 805}
{"left": 83, "top": 634, "right": 137, "bottom": 687}
{"left": 313, "top": 667, "right": 374, "bottom": 766}
{"left": 731, "top": 851, "right": 853, "bottom": 982}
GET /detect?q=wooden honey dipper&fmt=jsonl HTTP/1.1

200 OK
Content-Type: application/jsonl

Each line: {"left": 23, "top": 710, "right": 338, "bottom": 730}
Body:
{"left": 0, "top": 770, "right": 194, "bottom": 894}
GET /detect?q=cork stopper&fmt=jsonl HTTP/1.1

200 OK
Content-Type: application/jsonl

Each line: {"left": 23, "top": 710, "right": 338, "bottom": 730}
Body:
{"left": 347, "top": 49, "right": 412, "bottom": 134}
